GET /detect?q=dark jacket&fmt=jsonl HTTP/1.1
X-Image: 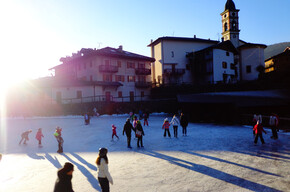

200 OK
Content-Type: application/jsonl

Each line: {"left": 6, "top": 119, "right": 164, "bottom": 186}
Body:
{"left": 54, "top": 169, "right": 74, "bottom": 192}
{"left": 123, "top": 121, "right": 134, "bottom": 136}
{"left": 135, "top": 124, "right": 145, "bottom": 137}
{"left": 180, "top": 114, "right": 188, "bottom": 127}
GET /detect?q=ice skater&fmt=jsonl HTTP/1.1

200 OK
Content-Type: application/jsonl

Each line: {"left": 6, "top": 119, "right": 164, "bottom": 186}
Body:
{"left": 180, "top": 113, "right": 188, "bottom": 136}
{"left": 35, "top": 128, "right": 44, "bottom": 146}
{"left": 84, "top": 113, "right": 90, "bottom": 125}
{"left": 253, "top": 120, "right": 267, "bottom": 145}
{"left": 269, "top": 113, "right": 279, "bottom": 139}
{"left": 19, "top": 130, "right": 32, "bottom": 144}
{"left": 123, "top": 118, "right": 134, "bottom": 148}
{"left": 162, "top": 118, "right": 171, "bottom": 138}
{"left": 143, "top": 112, "right": 149, "bottom": 126}
{"left": 54, "top": 127, "right": 64, "bottom": 153}
{"left": 96, "top": 148, "right": 113, "bottom": 192}
{"left": 135, "top": 120, "right": 145, "bottom": 147}
{"left": 170, "top": 114, "right": 180, "bottom": 138}
{"left": 111, "top": 124, "right": 119, "bottom": 140}
{"left": 54, "top": 162, "right": 74, "bottom": 192}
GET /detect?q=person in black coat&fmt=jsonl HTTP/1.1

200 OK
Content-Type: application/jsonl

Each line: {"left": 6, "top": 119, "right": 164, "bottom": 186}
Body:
{"left": 180, "top": 113, "right": 189, "bottom": 136}
{"left": 135, "top": 120, "right": 145, "bottom": 148}
{"left": 123, "top": 118, "right": 135, "bottom": 148}
{"left": 54, "top": 162, "right": 74, "bottom": 192}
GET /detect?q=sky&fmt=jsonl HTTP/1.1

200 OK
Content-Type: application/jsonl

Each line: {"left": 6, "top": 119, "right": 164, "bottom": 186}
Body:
{"left": 0, "top": 0, "right": 289, "bottom": 85}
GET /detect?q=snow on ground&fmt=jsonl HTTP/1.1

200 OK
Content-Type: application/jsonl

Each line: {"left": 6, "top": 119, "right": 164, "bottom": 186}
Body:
{"left": 0, "top": 113, "right": 289, "bottom": 192}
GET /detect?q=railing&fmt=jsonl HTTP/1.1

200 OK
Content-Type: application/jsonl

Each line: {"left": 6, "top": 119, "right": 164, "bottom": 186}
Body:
{"left": 135, "top": 81, "right": 152, "bottom": 88}
{"left": 135, "top": 68, "right": 151, "bottom": 75}
{"left": 164, "top": 69, "right": 185, "bottom": 76}
{"left": 99, "top": 65, "right": 118, "bottom": 73}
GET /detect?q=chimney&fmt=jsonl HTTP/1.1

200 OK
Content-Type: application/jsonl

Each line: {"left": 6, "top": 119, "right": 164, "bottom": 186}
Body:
{"left": 118, "top": 45, "right": 123, "bottom": 51}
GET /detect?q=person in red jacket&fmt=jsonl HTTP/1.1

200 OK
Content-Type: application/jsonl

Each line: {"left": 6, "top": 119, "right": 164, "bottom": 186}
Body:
{"left": 162, "top": 118, "right": 171, "bottom": 138}
{"left": 111, "top": 124, "right": 119, "bottom": 141}
{"left": 253, "top": 120, "right": 267, "bottom": 144}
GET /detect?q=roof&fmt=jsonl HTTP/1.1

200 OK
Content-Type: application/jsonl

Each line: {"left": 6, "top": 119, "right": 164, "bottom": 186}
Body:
{"left": 193, "top": 40, "right": 238, "bottom": 55}
{"left": 225, "top": 0, "right": 237, "bottom": 11}
{"left": 148, "top": 36, "right": 219, "bottom": 47}
{"left": 238, "top": 42, "right": 267, "bottom": 50}
{"left": 265, "top": 47, "right": 290, "bottom": 62}
{"left": 51, "top": 46, "right": 155, "bottom": 70}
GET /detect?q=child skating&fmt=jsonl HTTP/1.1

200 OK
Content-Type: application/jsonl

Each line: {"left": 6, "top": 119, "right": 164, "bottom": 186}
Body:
{"left": 19, "top": 130, "right": 32, "bottom": 145}
{"left": 111, "top": 124, "right": 119, "bottom": 141}
{"left": 253, "top": 120, "right": 267, "bottom": 145}
{"left": 35, "top": 128, "right": 44, "bottom": 147}
{"left": 54, "top": 127, "right": 64, "bottom": 153}
{"left": 135, "top": 120, "right": 145, "bottom": 147}
{"left": 162, "top": 118, "right": 171, "bottom": 138}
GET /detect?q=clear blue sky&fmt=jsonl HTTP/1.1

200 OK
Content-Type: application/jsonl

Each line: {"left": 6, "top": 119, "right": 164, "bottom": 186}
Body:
{"left": 0, "top": 0, "right": 289, "bottom": 82}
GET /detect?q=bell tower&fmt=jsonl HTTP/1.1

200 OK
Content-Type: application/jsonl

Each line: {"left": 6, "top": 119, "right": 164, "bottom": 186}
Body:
{"left": 221, "top": 0, "right": 240, "bottom": 47}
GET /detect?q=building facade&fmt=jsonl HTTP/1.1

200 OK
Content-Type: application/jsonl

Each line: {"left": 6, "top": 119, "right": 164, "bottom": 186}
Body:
{"left": 47, "top": 46, "right": 154, "bottom": 104}
{"left": 149, "top": 0, "right": 266, "bottom": 86}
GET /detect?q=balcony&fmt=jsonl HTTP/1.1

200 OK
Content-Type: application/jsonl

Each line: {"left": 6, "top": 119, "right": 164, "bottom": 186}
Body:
{"left": 135, "top": 81, "right": 152, "bottom": 88}
{"left": 135, "top": 68, "right": 151, "bottom": 75}
{"left": 99, "top": 65, "right": 118, "bottom": 73}
{"left": 163, "top": 69, "right": 185, "bottom": 76}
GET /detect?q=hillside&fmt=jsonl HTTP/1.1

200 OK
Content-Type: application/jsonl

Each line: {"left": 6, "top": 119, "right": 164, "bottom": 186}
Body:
{"left": 264, "top": 42, "right": 290, "bottom": 60}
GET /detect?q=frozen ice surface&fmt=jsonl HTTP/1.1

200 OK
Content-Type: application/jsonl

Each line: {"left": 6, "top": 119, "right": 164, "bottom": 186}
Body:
{"left": 0, "top": 113, "right": 289, "bottom": 192}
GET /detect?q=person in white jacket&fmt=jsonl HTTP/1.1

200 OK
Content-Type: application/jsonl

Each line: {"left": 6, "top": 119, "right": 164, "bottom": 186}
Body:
{"left": 170, "top": 114, "right": 180, "bottom": 138}
{"left": 96, "top": 148, "right": 113, "bottom": 192}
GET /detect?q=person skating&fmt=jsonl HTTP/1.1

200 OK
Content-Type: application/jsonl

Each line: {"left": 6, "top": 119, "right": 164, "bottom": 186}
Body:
{"left": 253, "top": 120, "right": 267, "bottom": 145}
{"left": 19, "top": 130, "right": 32, "bottom": 145}
{"left": 54, "top": 127, "right": 64, "bottom": 153}
{"left": 269, "top": 113, "right": 279, "bottom": 139}
{"left": 111, "top": 124, "right": 119, "bottom": 141}
{"left": 162, "top": 118, "right": 171, "bottom": 138}
{"left": 35, "top": 128, "right": 44, "bottom": 146}
{"left": 135, "top": 120, "right": 145, "bottom": 147}
{"left": 180, "top": 113, "right": 188, "bottom": 136}
{"left": 54, "top": 162, "right": 74, "bottom": 192}
{"left": 84, "top": 113, "right": 90, "bottom": 125}
{"left": 143, "top": 112, "right": 149, "bottom": 126}
{"left": 96, "top": 148, "right": 113, "bottom": 192}
{"left": 123, "top": 118, "right": 134, "bottom": 148}
{"left": 170, "top": 114, "right": 180, "bottom": 138}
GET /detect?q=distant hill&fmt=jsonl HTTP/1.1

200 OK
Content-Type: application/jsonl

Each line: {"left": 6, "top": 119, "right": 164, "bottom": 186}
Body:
{"left": 264, "top": 42, "right": 290, "bottom": 60}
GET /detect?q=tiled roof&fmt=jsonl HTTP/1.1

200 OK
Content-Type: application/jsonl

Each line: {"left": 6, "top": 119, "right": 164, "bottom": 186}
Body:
{"left": 189, "top": 40, "right": 238, "bottom": 55}
{"left": 148, "top": 36, "right": 219, "bottom": 47}
{"left": 238, "top": 42, "right": 267, "bottom": 49}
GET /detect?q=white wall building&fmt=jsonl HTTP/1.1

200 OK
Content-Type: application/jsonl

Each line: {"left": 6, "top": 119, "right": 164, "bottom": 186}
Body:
{"left": 149, "top": 0, "right": 266, "bottom": 86}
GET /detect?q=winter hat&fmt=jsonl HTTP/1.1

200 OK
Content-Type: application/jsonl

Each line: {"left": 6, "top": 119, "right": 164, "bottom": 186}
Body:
{"left": 137, "top": 120, "right": 141, "bottom": 124}
{"left": 99, "top": 148, "right": 108, "bottom": 157}
{"left": 63, "top": 162, "right": 74, "bottom": 173}
{"left": 126, "top": 118, "right": 130, "bottom": 122}
{"left": 164, "top": 118, "right": 168, "bottom": 122}
{"left": 112, "top": 124, "right": 116, "bottom": 128}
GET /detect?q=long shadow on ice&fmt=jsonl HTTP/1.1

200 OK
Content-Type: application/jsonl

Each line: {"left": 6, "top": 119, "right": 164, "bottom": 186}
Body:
{"left": 61, "top": 153, "right": 101, "bottom": 191}
{"left": 183, "top": 150, "right": 282, "bottom": 177}
{"left": 70, "top": 152, "right": 97, "bottom": 171}
{"left": 139, "top": 150, "right": 282, "bottom": 192}
{"left": 45, "top": 153, "right": 62, "bottom": 169}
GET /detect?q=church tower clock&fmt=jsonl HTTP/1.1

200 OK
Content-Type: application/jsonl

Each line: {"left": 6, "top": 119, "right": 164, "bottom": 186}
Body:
{"left": 221, "top": 0, "right": 240, "bottom": 48}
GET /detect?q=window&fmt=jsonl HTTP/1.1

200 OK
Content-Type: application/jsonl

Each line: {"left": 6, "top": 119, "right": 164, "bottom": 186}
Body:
{"left": 118, "top": 91, "right": 122, "bottom": 98}
{"left": 232, "top": 21, "right": 237, "bottom": 30}
{"left": 230, "top": 63, "right": 235, "bottom": 70}
{"left": 127, "top": 75, "right": 135, "bottom": 82}
{"left": 103, "top": 74, "right": 112, "bottom": 82}
{"left": 246, "top": 65, "right": 251, "bottom": 73}
{"left": 115, "top": 75, "right": 125, "bottom": 82}
{"left": 224, "top": 22, "right": 228, "bottom": 31}
{"left": 226, "top": 52, "right": 230, "bottom": 56}
{"left": 138, "top": 63, "right": 145, "bottom": 68}
{"left": 171, "top": 51, "right": 174, "bottom": 58}
{"left": 141, "top": 91, "right": 144, "bottom": 97}
{"left": 105, "top": 60, "right": 110, "bottom": 66}
{"left": 76, "top": 91, "right": 82, "bottom": 99}
{"left": 127, "top": 62, "right": 135, "bottom": 69}
{"left": 117, "top": 61, "right": 122, "bottom": 68}
{"left": 222, "top": 62, "right": 227, "bottom": 69}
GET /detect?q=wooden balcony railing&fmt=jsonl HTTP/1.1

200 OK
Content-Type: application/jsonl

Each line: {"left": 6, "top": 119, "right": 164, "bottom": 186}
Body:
{"left": 135, "top": 81, "right": 152, "bottom": 88}
{"left": 164, "top": 69, "right": 185, "bottom": 76}
{"left": 135, "top": 68, "right": 151, "bottom": 75}
{"left": 99, "top": 65, "right": 118, "bottom": 73}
